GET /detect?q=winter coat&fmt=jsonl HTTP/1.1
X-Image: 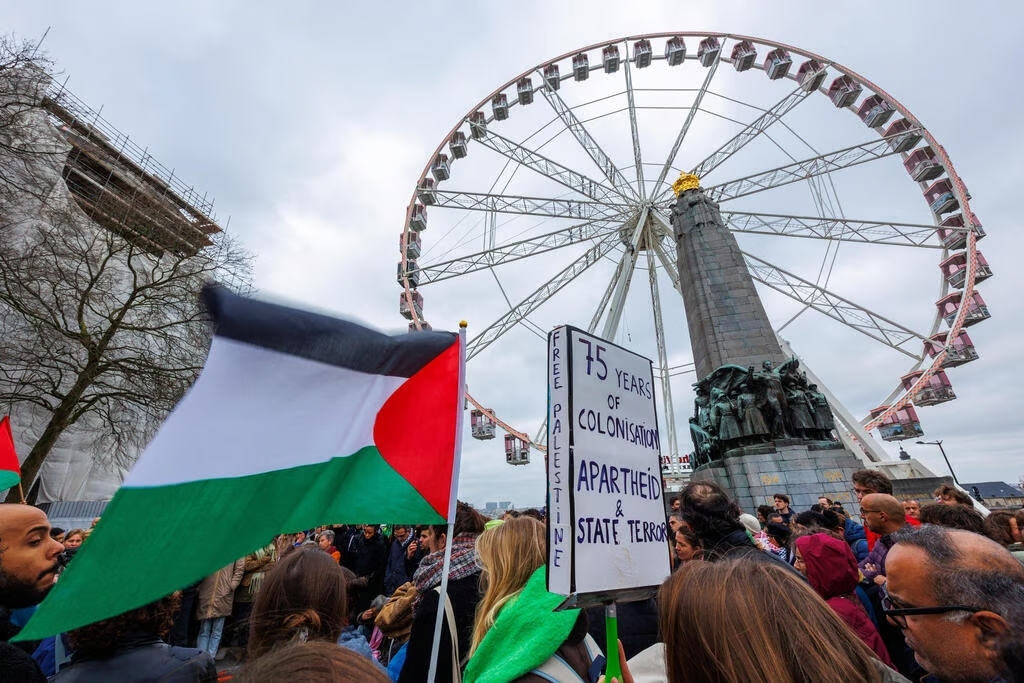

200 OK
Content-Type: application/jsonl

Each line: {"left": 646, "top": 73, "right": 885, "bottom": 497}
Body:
{"left": 384, "top": 535, "right": 415, "bottom": 596}
{"left": 195, "top": 559, "right": 245, "bottom": 620}
{"left": 398, "top": 572, "right": 482, "bottom": 683}
{"left": 795, "top": 533, "right": 892, "bottom": 666}
{"left": 51, "top": 633, "right": 216, "bottom": 682}
{"left": 844, "top": 518, "right": 869, "bottom": 562}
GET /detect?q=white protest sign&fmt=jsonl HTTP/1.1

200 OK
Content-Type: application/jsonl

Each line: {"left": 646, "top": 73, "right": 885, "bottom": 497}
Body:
{"left": 547, "top": 326, "right": 670, "bottom": 600}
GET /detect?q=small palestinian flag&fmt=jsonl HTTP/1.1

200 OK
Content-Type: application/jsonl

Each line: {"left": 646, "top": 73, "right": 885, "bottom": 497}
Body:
{"left": 0, "top": 416, "right": 21, "bottom": 490}
{"left": 20, "top": 285, "right": 464, "bottom": 639}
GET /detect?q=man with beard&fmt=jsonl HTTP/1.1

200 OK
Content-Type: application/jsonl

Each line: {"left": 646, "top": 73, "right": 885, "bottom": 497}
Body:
{"left": 0, "top": 504, "right": 65, "bottom": 682}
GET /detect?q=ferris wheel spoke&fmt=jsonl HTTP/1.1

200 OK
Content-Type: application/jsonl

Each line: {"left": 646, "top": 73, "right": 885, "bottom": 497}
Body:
{"left": 647, "top": 248, "right": 679, "bottom": 460}
{"left": 428, "top": 189, "right": 629, "bottom": 220}
{"left": 538, "top": 84, "right": 638, "bottom": 201}
{"left": 600, "top": 206, "right": 649, "bottom": 339}
{"left": 653, "top": 56, "right": 721, "bottom": 192}
{"left": 707, "top": 132, "right": 919, "bottom": 202}
{"left": 623, "top": 56, "right": 646, "bottom": 199}
{"left": 466, "top": 232, "right": 621, "bottom": 361}
{"left": 742, "top": 251, "right": 927, "bottom": 357}
{"left": 652, "top": 233, "right": 682, "bottom": 296}
{"left": 724, "top": 211, "right": 944, "bottom": 248}
{"left": 689, "top": 84, "right": 813, "bottom": 182}
{"left": 475, "top": 129, "right": 629, "bottom": 204}
{"left": 413, "top": 219, "right": 619, "bottom": 285}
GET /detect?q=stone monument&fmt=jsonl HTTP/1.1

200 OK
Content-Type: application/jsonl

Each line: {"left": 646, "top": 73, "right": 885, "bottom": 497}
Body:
{"left": 671, "top": 173, "right": 867, "bottom": 513}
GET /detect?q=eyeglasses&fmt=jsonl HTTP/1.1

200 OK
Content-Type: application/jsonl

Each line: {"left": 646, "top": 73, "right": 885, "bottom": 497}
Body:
{"left": 879, "top": 586, "right": 981, "bottom": 627}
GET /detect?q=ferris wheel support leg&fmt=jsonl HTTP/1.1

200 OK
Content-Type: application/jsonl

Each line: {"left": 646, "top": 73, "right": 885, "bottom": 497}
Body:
{"left": 648, "top": 248, "right": 679, "bottom": 462}
{"left": 776, "top": 338, "right": 887, "bottom": 465}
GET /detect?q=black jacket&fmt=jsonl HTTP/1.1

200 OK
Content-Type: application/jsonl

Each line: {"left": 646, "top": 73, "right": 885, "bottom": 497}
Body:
{"left": 399, "top": 572, "right": 482, "bottom": 683}
{"left": 51, "top": 634, "right": 216, "bottom": 682}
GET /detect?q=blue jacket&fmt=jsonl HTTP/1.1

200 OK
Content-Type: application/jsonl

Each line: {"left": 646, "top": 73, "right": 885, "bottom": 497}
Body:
{"left": 845, "top": 518, "right": 869, "bottom": 562}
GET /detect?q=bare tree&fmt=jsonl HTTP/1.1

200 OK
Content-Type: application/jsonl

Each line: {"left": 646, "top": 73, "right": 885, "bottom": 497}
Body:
{"left": 0, "top": 38, "right": 253, "bottom": 501}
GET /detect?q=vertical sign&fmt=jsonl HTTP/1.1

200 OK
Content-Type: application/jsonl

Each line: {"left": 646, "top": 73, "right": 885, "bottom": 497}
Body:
{"left": 547, "top": 326, "right": 670, "bottom": 601}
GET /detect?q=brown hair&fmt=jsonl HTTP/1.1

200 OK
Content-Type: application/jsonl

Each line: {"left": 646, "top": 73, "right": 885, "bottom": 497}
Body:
{"left": 851, "top": 469, "right": 892, "bottom": 495}
{"left": 68, "top": 592, "right": 181, "bottom": 658}
{"left": 658, "top": 559, "right": 882, "bottom": 683}
{"left": 932, "top": 483, "right": 973, "bottom": 506}
{"left": 983, "top": 511, "right": 1017, "bottom": 546}
{"left": 918, "top": 503, "right": 985, "bottom": 534}
{"left": 236, "top": 640, "right": 389, "bottom": 683}
{"left": 428, "top": 500, "right": 487, "bottom": 538}
{"left": 247, "top": 547, "right": 349, "bottom": 659}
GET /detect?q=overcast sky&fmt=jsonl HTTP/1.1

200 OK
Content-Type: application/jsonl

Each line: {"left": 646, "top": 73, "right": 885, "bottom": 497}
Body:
{"left": 6, "top": 1, "right": 1024, "bottom": 507}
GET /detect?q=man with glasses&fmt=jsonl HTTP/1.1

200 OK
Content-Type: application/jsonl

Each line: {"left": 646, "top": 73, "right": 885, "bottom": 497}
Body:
{"left": 885, "top": 525, "right": 1024, "bottom": 683}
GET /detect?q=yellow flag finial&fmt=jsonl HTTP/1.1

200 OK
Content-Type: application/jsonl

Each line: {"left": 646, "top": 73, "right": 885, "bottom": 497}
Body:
{"left": 672, "top": 172, "right": 701, "bottom": 195}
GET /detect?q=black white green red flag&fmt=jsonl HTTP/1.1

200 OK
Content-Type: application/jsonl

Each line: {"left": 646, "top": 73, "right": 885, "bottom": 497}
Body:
{"left": 19, "top": 285, "right": 464, "bottom": 639}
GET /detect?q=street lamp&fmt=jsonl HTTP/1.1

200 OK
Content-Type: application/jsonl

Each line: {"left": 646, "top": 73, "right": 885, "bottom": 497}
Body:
{"left": 897, "top": 445, "right": 911, "bottom": 461}
{"left": 916, "top": 439, "right": 960, "bottom": 486}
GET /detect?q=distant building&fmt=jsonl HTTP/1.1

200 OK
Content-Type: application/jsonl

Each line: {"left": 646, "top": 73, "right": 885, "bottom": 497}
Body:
{"left": 0, "top": 62, "right": 248, "bottom": 502}
{"left": 961, "top": 481, "right": 1024, "bottom": 511}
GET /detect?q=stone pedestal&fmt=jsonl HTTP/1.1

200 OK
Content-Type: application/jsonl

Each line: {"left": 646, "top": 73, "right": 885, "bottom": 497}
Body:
{"left": 690, "top": 441, "right": 866, "bottom": 515}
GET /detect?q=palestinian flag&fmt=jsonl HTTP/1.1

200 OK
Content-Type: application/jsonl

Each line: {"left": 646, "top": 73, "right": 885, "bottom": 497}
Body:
{"left": 0, "top": 416, "right": 21, "bottom": 490}
{"left": 19, "top": 285, "right": 464, "bottom": 639}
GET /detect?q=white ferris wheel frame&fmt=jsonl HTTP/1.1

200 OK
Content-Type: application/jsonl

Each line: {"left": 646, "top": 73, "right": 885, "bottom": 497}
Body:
{"left": 397, "top": 31, "right": 986, "bottom": 466}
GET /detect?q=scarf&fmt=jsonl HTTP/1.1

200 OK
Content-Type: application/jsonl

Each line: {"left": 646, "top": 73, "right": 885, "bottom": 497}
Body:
{"left": 412, "top": 533, "right": 480, "bottom": 606}
{"left": 462, "top": 566, "right": 580, "bottom": 683}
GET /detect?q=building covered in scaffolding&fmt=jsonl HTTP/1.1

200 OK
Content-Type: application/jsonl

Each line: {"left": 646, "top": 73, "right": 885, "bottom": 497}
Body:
{"left": 0, "top": 59, "right": 251, "bottom": 502}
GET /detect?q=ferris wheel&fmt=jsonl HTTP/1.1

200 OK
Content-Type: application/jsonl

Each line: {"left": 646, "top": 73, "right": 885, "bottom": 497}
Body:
{"left": 397, "top": 32, "right": 990, "bottom": 474}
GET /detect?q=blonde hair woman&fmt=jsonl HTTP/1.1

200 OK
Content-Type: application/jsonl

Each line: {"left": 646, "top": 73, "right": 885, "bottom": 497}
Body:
{"left": 463, "top": 517, "right": 602, "bottom": 683}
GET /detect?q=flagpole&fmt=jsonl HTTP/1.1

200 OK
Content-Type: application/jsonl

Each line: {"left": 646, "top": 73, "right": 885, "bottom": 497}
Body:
{"left": 426, "top": 322, "right": 468, "bottom": 683}
{"left": 17, "top": 481, "right": 25, "bottom": 504}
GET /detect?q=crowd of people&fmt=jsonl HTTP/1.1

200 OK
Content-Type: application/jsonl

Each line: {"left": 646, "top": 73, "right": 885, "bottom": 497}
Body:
{"left": 1, "top": 469, "right": 1023, "bottom": 682}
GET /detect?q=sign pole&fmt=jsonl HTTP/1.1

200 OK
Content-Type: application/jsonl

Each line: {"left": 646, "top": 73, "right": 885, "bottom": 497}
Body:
{"left": 604, "top": 601, "right": 622, "bottom": 682}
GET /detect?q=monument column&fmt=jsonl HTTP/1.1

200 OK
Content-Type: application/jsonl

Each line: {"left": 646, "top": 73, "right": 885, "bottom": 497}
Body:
{"left": 669, "top": 173, "right": 867, "bottom": 514}
{"left": 670, "top": 173, "right": 785, "bottom": 379}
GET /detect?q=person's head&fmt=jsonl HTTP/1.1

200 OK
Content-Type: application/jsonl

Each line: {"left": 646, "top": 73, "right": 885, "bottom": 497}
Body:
{"left": 764, "top": 522, "right": 792, "bottom": 549}
{"left": 294, "top": 530, "right": 306, "bottom": 544}
{"left": 470, "top": 517, "right": 546, "bottom": 654}
{"left": 658, "top": 558, "right": 883, "bottom": 683}
{"left": 362, "top": 525, "right": 378, "bottom": 539}
{"left": 0, "top": 504, "right": 64, "bottom": 608}
{"left": 755, "top": 504, "right": 773, "bottom": 526}
{"left": 669, "top": 496, "right": 681, "bottom": 512}
{"left": 392, "top": 526, "right": 410, "bottom": 544}
{"left": 851, "top": 469, "right": 892, "bottom": 502}
{"left": 248, "top": 547, "right": 349, "bottom": 659}
{"left": 674, "top": 527, "right": 703, "bottom": 564}
{"left": 886, "top": 525, "right": 1024, "bottom": 682}
{"left": 903, "top": 499, "right": 921, "bottom": 520}
{"left": 667, "top": 513, "right": 684, "bottom": 535}
{"left": 817, "top": 496, "right": 833, "bottom": 509}
{"left": 678, "top": 481, "right": 743, "bottom": 547}
{"left": 68, "top": 592, "right": 181, "bottom": 658}
{"left": 424, "top": 501, "right": 487, "bottom": 554}
{"left": 794, "top": 533, "right": 858, "bottom": 599}
{"left": 50, "top": 527, "right": 65, "bottom": 544}
{"left": 235, "top": 639, "right": 389, "bottom": 683}
{"left": 859, "top": 493, "right": 906, "bottom": 535}
{"left": 918, "top": 503, "right": 986, "bottom": 535}
{"left": 317, "top": 530, "right": 335, "bottom": 550}
{"left": 984, "top": 511, "right": 1022, "bottom": 547}
{"left": 63, "top": 528, "right": 85, "bottom": 550}
{"left": 793, "top": 510, "right": 826, "bottom": 532}
{"left": 772, "top": 493, "right": 790, "bottom": 511}
{"left": 767, "top": 512, "right": 784, "bottom": 525}
{"left": 933, "top": 484, "right": 974, "bottom": 507}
